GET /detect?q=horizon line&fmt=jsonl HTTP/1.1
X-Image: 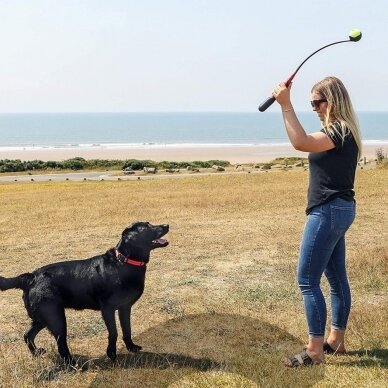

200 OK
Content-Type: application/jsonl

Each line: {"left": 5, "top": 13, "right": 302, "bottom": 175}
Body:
{"left": 0, "top": 110, "right": 387, "bottom": 114}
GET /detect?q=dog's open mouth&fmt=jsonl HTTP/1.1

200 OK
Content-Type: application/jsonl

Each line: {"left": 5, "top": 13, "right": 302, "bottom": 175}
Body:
{"left": 152, "top": 238, "right": 169, "bottom": 248}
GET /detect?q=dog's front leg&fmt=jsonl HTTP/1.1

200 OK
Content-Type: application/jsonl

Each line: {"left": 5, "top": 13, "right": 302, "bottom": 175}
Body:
{"left": 101, "top": 306, "right": 118, "bottom": 361}
{"left": 118, "top": 304, "right": 142, "bottom": 352}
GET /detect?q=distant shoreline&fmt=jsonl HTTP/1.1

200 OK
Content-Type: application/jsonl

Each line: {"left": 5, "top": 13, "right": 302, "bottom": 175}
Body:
{"left": 0, "top": 142, "right": 382, "bottom": 164}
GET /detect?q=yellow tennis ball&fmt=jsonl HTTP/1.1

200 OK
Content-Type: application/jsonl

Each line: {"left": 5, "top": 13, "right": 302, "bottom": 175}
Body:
{"left": 349, "top": 29, "right": 362, "bottom": 41}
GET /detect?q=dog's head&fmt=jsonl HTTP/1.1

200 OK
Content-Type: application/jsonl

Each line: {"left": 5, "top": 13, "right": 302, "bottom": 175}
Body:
{"left": 117, "top": 222, "right": 169, "bottom": 262}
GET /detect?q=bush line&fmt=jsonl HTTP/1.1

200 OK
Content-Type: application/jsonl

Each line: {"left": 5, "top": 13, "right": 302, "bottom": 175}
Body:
{"left": 0, "top": 157, "right": 231, "bottom": 173}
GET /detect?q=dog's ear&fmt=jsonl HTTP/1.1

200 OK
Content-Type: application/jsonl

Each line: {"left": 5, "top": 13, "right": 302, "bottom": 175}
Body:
{"left": 123, "top": 224, "right": 134, "bottom": 233}
{"left": 122, "top": 222, "right": 139, "bottom": 235}
{"left": 122, "top": 221, "right": 148, "bottom": 239}
{"left": 123, "top": 221, "right": 150, "bottom": 236}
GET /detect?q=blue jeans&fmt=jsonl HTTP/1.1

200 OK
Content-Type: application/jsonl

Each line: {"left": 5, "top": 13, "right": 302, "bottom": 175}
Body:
{"left": 297, "top": 198, "right": 356, "bottom": 338}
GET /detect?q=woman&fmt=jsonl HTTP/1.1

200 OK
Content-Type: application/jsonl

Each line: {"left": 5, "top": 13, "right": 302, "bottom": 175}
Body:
{"left": 272, "top": 76, "right": 362, "bottom": 367}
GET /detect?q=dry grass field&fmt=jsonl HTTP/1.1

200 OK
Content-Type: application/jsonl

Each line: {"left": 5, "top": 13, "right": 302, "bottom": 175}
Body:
{"left": 0, "top": 167, "right": 387, "bottom": 387}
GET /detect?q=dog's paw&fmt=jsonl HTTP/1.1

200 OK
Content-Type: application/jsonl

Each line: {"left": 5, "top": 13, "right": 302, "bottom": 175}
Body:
{"left": 123, "top": 337, "right": 142, "bottom": 353}
{"left": 128, "top": 344, "right": 142, "bottom": 353}
{"left": 107, "top": 347, "right": 117, "bottom": 361}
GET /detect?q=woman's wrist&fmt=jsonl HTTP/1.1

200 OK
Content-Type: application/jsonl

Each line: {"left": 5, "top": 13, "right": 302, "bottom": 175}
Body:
{"left": 281, "top": 105, "right": 294, "bottom": 112}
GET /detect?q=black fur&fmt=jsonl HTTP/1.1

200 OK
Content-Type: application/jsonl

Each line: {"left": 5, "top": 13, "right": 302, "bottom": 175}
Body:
{"left": 0, "top": 221, "right": 169, "bottom": 364}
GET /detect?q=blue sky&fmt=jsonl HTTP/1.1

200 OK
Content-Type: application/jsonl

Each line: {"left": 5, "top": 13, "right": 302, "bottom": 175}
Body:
{"left": 0, "top": 0, "right": 387, "bottom": 112}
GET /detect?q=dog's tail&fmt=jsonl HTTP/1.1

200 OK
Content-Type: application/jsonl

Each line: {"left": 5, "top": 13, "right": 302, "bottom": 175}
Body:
{"left": 0, "top": 273, "right": 32, "bottom": 291}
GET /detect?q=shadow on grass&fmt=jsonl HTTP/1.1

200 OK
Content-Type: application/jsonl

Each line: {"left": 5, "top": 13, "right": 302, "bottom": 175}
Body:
{"left": 115, "top": 350, "right": 221, "bottom": 370}
{"left": 339, "top": 348, "right": 388, "bottom": 368}
{"left": 87, "top": 313, "right": 325, "bottom": 387}
{"left": 35, "top": 351, "right": 219, "bottom": 383}
{"left": 35, "top": 313, "right": 325, "bottom": 386}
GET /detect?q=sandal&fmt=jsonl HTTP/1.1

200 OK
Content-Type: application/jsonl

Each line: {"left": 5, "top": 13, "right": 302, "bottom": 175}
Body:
{"left": 323, "top": 341, "right": 346, "bottom": 355}
{"left": 283, "top": 349, "right": 320, "bottom": 367}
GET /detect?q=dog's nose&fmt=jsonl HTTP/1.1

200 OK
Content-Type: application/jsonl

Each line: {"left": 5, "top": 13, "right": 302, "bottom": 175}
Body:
{"left": 163, "top": 224, "right": 169, "bottom": 230}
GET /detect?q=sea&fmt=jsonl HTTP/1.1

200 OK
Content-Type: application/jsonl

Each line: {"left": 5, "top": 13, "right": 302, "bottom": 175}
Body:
{"left": 0, "top": 112, "right": 387, "bottom": 153}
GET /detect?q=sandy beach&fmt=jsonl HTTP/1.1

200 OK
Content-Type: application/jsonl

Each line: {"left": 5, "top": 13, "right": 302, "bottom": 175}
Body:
{"left": 0, "top": 143, "right": 381, "bottom": 164}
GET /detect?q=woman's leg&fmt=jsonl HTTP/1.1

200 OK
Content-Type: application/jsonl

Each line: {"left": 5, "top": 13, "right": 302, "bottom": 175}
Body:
{"left": 296, "top": 204, "right": 335, "bottom": 362}
{"left": 324, "top": 236, "right": 351, "bottom": 353}
{"left": 284, "top": 199, "right": 355, "bottom": 366}
{"left": 325, "top": 199, "right": 355, "bottom": 353}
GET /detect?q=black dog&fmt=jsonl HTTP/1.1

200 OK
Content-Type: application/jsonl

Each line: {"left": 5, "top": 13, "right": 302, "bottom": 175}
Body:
{"left": 0, "top": 221, "right": 169, "bottom": 364}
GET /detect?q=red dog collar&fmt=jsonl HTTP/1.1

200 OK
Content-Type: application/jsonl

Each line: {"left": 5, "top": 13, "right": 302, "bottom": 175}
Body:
{"left": 115, "top": 249, "right": 146, "bottom": 267}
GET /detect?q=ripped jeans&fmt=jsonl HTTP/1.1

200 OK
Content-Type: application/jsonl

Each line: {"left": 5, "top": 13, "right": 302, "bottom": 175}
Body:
{"left": 298, "top": 197, "right": 356, "bottom": 338}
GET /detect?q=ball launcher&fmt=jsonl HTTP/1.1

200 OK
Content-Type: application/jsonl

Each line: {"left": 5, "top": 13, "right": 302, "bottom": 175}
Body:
{"left": 258, "top": 29, "right": 362, "bottom": 112}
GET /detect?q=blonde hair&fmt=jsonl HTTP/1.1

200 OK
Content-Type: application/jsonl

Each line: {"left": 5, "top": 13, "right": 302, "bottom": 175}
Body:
{"left": 312, "top": 76, "right": 362, "bottom": 158}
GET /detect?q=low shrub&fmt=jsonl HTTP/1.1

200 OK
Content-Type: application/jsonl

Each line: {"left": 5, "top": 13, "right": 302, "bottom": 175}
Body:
{"left": 0, "top": 158, "right": 231, "bottom": 173}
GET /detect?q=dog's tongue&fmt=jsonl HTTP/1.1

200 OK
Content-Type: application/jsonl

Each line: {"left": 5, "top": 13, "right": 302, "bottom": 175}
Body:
{"left": 152, "top": 238, "right": 168, "bottom": 248}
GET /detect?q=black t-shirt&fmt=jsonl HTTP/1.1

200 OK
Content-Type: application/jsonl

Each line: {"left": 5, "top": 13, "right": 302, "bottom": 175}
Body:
{"left": 306, "top": 123, "right": 358, "bottom": 214}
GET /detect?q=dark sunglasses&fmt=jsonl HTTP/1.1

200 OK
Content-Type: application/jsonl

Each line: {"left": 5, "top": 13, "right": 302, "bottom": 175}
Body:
{"left": 310, "top": 99, "right": 327, "bottom": 109}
